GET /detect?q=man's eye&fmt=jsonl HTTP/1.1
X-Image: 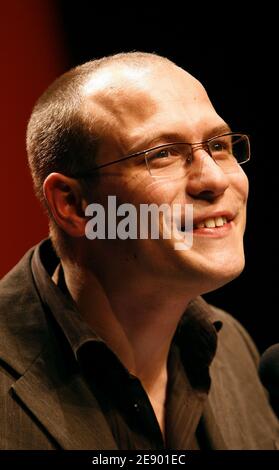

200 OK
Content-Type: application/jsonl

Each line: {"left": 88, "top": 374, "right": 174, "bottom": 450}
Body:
{"left": 147, "top": 146, "right": 183, "bottom": 168}
{"left": 156, "top": 149, "right": 171, "bottom": 159}
{"left": 212, "top": 142, "right": 225, "bottom": 151}
{"left": 155, "top": 146, "right": 181, "bottom": 158}
{"left": 211, "top": 140, "right": 231, "bottom": 152}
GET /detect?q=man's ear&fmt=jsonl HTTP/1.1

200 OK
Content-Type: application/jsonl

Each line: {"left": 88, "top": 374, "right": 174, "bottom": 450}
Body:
{"left": 43, "top": 173, "right": 88, "bottom": 237}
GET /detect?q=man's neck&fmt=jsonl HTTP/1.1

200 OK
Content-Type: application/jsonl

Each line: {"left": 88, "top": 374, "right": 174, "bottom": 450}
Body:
{"left": 57, "top": 259, "right": 191, "bottom": 394}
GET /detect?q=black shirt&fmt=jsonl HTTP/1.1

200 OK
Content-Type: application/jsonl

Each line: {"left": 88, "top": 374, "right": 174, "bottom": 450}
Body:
{"left": 31, "top": 239, "right": 222, "bottom": 450}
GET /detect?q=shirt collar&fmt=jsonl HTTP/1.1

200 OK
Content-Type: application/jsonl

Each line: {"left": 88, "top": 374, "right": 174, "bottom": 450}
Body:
{"left": 31, "top": 238, "right": 223, "bottom": 390}
{"left": 31, "top": 239, "right": 103, "bottom": 357}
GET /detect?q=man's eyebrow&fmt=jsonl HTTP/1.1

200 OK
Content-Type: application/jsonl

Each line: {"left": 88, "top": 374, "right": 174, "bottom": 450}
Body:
{"left": 155, "top": 124, "right": 233, "bottom": 144}
{"left": 204, "top": 123, "right": 232, "bottom": 139}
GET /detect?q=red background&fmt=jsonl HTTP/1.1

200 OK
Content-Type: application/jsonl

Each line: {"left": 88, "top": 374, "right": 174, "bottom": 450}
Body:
{"left": 0, "top": 0, "right": 66, "bottom": 278}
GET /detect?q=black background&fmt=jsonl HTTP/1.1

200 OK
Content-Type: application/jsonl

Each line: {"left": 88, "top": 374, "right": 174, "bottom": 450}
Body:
{"left": 54, "top": 3, "right": 278, "bottom": 352}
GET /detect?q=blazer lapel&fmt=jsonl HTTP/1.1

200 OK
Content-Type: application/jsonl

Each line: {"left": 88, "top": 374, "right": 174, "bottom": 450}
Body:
{"left": 0, "top": 247, "right": 117, "bottom": 449}
{"left": 11, "top": 349, "right": 118, "bottom": 450}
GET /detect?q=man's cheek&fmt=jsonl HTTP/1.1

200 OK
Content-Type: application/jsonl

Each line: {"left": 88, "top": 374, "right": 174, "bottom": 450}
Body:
{"left": 236, "top": 171, "right": 249, "bottom": 200}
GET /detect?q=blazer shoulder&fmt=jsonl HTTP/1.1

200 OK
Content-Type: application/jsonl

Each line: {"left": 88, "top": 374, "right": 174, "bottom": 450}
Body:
{"left": 0, "top": 243, "right": 48, "bottom": 375}
{"left": 0, "top": 245, "right": 36, "bottom": 306}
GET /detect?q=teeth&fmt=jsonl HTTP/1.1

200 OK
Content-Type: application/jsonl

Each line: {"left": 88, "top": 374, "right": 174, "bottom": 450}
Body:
{"left": 215, "top": 216, "right": 224, "bottom": 227}
{"left": 205, "top": 218, "right": 216, "bottom": 228}
{"left": 195, "top": 216, "right": 228, "bottom": 229}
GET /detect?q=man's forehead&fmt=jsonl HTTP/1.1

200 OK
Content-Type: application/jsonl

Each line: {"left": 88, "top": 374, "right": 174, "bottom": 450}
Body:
{"left": 85, "top": 70, "right": 158, "bottom": 128}
{"left": 82, "top": 63, "right": 210, "bottom": 132}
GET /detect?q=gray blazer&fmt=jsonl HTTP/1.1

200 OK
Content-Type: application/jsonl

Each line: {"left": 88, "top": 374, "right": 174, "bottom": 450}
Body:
{"left": 0, "top": 247, "right": 278, "bottom": 449}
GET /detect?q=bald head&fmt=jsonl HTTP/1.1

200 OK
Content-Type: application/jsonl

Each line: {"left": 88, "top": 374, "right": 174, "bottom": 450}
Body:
{"left": 81, "top": 56, "right": 204, "bottom": 133}
{"left": 27, "top": 52, "right": 179, "bottom": 200}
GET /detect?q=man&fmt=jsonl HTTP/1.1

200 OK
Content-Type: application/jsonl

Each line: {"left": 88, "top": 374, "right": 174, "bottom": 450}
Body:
{"left": 0, "top": 52, "right": 278, "bottom": 450}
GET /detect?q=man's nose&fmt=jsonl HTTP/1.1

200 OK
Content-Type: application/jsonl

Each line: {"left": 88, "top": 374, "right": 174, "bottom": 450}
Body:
{"left": 186, "top": 149, "right": 230, "bottom": 199}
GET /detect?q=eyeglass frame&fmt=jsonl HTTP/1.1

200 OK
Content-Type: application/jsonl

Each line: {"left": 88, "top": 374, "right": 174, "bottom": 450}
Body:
{"left": 68, "top": 132, "right": 251, "bottom": 179}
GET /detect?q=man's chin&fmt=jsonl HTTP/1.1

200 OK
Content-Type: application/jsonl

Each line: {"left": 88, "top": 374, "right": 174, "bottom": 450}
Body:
{"left": 168, "top": 245, "right": 246, "bottom": 291}
{"left": 197, "top": 258, "right": 246, "bottom": 295}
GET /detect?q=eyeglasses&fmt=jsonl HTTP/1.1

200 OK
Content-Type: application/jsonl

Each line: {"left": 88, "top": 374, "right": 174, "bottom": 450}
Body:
{"left": 70, "top": 132, "right": 250, "bottom": 179}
